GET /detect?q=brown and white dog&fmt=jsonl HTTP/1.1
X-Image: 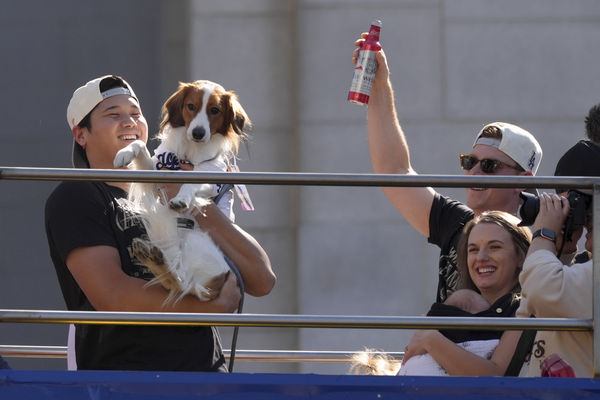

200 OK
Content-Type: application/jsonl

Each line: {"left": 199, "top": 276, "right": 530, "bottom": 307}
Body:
{"left": 114, "top": 80, "right": 251, "bottom": 303}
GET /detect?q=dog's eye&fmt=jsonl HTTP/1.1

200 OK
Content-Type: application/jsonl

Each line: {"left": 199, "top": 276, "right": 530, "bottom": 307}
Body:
{"left": 209, "top": 107, "right": 221, "bottom": 115}
{"left": 186, "top": 104, "right": 196, "bottom": 111}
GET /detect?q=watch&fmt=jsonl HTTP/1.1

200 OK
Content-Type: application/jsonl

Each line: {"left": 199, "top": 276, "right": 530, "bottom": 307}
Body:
{"left": 532, "top": 228, "right": 557, "bottom": 243}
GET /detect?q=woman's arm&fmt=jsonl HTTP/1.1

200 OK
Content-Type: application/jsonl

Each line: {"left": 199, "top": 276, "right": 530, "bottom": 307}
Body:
{"left": 403, "top": 329, "right": 522, "bottom": 376}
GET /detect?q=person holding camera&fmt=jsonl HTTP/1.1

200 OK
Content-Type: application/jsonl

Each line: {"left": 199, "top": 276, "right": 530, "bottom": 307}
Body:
{"left": 515, "top": 140, "right": 599, "bottom": 377}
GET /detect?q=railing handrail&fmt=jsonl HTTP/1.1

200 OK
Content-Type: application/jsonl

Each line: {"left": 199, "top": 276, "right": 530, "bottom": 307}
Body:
{"left": 0, "top": 309, "right": 590, "bottom": 331}
{"left": 0, "top": 346, "right": 404, "bottom": 363}
{"left": 2, "top": 166, "right": 599, "bottom": 376}
{"left": 1, "top": 166, "right": 599, "bottom": 189}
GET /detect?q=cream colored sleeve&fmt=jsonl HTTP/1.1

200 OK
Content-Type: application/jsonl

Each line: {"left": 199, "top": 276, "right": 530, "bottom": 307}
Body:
{"left": 519, "top": 249, "right": 592, "bottom": 319}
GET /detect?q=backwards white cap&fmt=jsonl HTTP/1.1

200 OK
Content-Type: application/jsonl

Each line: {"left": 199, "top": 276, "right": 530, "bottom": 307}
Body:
{"left": 473, "top": 122, "right": 542, "bottom": 175}
{"left": 66, "top": 75, "right": 137, "bottom": 168}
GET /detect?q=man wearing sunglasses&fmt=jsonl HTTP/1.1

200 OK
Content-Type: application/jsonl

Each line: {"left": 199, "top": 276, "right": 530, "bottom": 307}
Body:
{"left": 352, "top": 36, "right": 542, "bottom": 302}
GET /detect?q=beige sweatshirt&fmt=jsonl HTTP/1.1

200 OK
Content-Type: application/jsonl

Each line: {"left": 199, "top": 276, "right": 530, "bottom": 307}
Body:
{"left": 517, "top": 249, "right": 592, "bottom": 377}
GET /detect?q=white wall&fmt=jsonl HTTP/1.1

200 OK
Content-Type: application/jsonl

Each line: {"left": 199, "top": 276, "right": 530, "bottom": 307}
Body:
{"left": 183, "top": 0, "right": 600, "bottom": 374}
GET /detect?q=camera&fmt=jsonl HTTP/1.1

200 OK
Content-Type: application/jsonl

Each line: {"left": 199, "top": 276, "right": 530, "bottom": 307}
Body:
{"left": 519, "top": 190, "right": 592, "bottom": 242}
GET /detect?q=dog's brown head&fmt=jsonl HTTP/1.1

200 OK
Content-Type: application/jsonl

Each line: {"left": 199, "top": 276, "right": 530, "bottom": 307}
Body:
{"left": 160, "top": 80, "right": 251, "bottom": 155}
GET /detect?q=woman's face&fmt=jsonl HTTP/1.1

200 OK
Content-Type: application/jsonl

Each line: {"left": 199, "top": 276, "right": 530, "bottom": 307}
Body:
{"left": 467, "top": 222, "right": 521, "bottom": 303}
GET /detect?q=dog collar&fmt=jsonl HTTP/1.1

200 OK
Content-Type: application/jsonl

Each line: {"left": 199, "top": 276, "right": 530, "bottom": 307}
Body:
{"left": 176, "top": 217, "right": 195, "bottom": 230}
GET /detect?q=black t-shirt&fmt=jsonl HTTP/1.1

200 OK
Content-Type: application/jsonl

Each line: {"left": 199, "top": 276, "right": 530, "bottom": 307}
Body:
{"left": 426, "top": 292, "right": 520, "bottom": 343}
{"left": 45, "top": 181, "right": 226, "bottom": 372}
{"left": 428, "top": 193, "right": 475, "bottom": 303}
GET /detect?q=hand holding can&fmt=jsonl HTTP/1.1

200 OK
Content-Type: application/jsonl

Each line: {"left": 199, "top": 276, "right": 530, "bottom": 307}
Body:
{"left": 348, "top": 19, "right": 382, "bottom": 105}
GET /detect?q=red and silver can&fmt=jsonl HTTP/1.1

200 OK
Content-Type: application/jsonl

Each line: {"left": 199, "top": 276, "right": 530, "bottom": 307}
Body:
{"left": 348, "top": 19, "right": 382, "bottom": 105}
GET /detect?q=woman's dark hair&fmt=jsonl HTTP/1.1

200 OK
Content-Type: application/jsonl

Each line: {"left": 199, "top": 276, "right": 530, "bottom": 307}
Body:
{"left": 77, "top": 75, "right": 130, "bottom": 130}
{"left": 457, "top": 210, "right": 532, "bottom": 293}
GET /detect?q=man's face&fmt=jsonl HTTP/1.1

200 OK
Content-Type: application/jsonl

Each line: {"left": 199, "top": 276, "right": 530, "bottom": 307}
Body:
{"left": 464, "top": 144, "right": 529, "bottom": 214}
{"left": 75, "top": 94, "right": 148, "bottom": 169}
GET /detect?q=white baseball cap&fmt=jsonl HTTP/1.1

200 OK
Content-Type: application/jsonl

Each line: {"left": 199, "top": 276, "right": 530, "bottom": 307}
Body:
{"left": 473, "top": 122, "right": 542, "bottom": 175}
{"left": 67, "top": 75, "right": 137, "bottom": 168}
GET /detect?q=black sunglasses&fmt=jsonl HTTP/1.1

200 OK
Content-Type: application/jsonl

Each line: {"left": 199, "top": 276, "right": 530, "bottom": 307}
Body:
{"left": 459, "top": 154, "right": 521, "bottom": 174}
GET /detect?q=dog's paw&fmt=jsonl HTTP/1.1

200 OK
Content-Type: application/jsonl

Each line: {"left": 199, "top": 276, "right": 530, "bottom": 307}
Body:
{"left": 113, "top": 140, "right": 146, "bottom": 168}
{"left": 196, "top": 183, "right": 219, "bottom": 199}
{"left": 169, "top": 194, "right": 193, "bottom": 211}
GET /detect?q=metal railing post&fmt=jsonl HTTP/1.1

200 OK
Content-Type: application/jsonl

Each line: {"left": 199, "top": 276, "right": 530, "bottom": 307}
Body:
{"left": 594, "top": 184, "right": 600, "bottom": 378}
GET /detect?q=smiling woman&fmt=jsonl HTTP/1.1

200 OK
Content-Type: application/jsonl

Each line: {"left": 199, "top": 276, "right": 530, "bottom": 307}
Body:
{"left": 393, "top": 211, "right": 532, "bottom": 376}
{"left": 352, "top": 211, "right": 532, "bottom": 377}
{"left": 457, "top": 212, "right": 531, "bottom": 304}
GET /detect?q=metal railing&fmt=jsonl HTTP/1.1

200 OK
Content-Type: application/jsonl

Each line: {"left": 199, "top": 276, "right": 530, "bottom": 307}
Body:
{"left": 0, "top": 345, "right": 404, "bottom": 364}
{"left": 1, "top": 167, "right": 599, "bottom": 375}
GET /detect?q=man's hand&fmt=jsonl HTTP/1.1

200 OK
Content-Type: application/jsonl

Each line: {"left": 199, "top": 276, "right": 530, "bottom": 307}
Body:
{"left": 158, "top": 162, "right": 194, "bottom": 201}
{"left": 352, "top": 32, "right": 390, "bottom": 90}
{"left": 208, "top": 272, "right": 241, "bottom": 313}
{"left": 531, "top": 193, "right": 570, "bottom": 251}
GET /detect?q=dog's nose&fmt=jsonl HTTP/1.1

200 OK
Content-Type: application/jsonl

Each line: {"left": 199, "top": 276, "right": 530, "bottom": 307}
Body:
{"left": 192, "top": 127, "right": 206, "bottom": 141}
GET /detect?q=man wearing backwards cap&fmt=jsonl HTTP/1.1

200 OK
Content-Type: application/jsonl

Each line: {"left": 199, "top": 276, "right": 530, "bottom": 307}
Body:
{"left": 516, "top": 139, "right": 600, "bottom": 377}
{"left": 44, "top": 75, "right": 275, "bottom": 371}
{"left": 352, "top": 35, "right": 543, "bottom": 303}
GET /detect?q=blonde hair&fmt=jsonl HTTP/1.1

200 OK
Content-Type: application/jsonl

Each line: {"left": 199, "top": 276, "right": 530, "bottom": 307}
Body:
{"left": 349, "top": 348, "right": 401, "bottom": 376}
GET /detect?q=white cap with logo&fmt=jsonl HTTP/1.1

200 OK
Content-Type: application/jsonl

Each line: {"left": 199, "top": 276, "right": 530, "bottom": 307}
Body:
{"left": 473, "top": 122, "right": 542, "bottom": 175}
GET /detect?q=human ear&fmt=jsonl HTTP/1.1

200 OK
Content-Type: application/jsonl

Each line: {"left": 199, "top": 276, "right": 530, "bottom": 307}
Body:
{"left": 514, "top": 170, "right": 534, "bottom": 194}
{"left": 72, "top": 126, "right": 87, "bottom": 147}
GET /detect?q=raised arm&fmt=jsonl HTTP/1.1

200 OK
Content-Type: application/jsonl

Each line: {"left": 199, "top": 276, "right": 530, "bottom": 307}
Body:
{"left": 354, "top": 35, "right": 436, "bottom": 236}
{"left": 520, "top": 193, "right": 591, "bottom": 318}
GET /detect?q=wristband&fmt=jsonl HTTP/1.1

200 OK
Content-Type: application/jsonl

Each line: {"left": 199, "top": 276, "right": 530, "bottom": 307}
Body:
{"left": 532, "top": 228, "right": 557, "bottom": 243}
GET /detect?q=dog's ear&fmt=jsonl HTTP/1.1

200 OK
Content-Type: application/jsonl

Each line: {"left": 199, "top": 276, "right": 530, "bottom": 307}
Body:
{"left": 160, "top": 83, "right": 188, "bottom": 130}
{"left": 223, "top": 91, "right": 252, "bottom": 137}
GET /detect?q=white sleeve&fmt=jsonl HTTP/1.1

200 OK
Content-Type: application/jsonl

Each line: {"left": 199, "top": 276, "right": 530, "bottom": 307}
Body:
{"left": 519, "top": 249, "right": 592, "bottom": 319}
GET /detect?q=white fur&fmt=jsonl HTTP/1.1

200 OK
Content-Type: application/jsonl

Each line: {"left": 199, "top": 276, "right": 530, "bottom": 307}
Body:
{"left": 136, "top": 193, "right": 229, "bottom": 303}
{"left": 114, "top": 127, "right": 234, "bottom": 303}
{"left": 154, "top": 125, "right": 233, "bottom": 211}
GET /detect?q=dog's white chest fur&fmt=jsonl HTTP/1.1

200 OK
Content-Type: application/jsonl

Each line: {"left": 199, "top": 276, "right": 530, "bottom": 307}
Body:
{"left": 113, "top": 133, "right": 234, "bottom": 303}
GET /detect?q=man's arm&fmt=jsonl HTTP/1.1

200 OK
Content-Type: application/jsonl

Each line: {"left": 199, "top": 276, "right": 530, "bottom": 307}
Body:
{"left": 160, "top": 165, "right": 276, "bottom": 298}
{"left": 67, "top": 245, "right": 242, "bottom": 313}
{"left": 521, "top": 193, "right": 592, "bottom": 318}
{"left": 195, "top": 203, "right": 276, "bottom": 297}
{"left": 520, "top": 250, "right": 591, "bottom": 318}
{"left": 358, "top": 41, "right": 436, "bottom": 237}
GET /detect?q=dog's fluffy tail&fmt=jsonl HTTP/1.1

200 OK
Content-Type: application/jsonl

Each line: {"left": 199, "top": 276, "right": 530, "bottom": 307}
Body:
{"left": 349, "top": 348, "right": 401, "bottom": 376}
